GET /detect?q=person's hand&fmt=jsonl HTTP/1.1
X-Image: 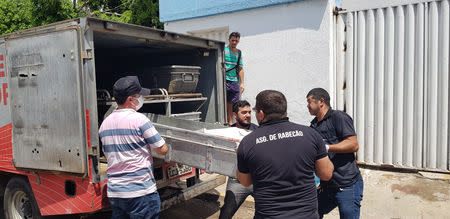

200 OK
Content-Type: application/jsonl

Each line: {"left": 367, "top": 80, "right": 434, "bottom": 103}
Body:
{"left": 240, "top": 83, "right": 245, "bottom": 94}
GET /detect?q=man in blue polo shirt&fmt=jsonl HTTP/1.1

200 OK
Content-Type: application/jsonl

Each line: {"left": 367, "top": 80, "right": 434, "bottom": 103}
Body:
{"left": 307, "top": 88, "right": 364, "bottom": 219}
{"left": 237, "top": 90, "right": 334, "bottom": 218}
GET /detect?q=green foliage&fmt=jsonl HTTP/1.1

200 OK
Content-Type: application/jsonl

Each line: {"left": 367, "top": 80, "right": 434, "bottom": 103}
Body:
{"left": 32, "top": 0, "right": 77, "bottom": 26}
{"left": 129, "top": 0, "right": 163, "bottom": 29}
{"left": 0, "top": 0, "right": 33, "bottom": 34}
{"left": 0, "top": 0, "right": 164, "bottom": 35}
{"left": 93, "top": 9, "right": 131, "bottom": 23}
{"left": 88, "top": 0, "right": 163, "bottom": 28}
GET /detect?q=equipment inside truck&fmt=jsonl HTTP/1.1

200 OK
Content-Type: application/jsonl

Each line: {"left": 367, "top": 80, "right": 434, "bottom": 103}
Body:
{"left": 93, "top": 31, "right": 221, "bottom": 124}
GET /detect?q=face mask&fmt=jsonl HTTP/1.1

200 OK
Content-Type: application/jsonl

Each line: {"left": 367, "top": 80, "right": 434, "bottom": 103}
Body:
{"left": 132, "top": 96, "right": 144, "bottom": 111}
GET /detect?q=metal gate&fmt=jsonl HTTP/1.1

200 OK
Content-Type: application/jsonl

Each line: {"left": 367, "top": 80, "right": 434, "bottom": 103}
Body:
{"left": 335, "top": 0, "right": 449, "bottom": 171}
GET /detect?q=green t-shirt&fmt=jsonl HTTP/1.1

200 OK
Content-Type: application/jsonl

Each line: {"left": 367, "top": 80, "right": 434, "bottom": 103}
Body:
{"left": 225, "top": 45, "right": 243, "bottom": 82}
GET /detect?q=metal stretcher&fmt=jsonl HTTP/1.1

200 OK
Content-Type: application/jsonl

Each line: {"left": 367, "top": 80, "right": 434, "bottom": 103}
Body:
{"left": 148, "top": 114, "right": 239, "bottom": 178}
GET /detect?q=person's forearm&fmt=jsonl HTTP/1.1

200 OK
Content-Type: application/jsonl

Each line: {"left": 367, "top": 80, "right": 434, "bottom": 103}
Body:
{"left": 239, "top": 68, "right": 244, "bottom": 84}
{"left": 329, "top": 136, "right": 359, "bottom": 153}
{"left": 154, "top": 144, "right": 168, "bottom": 155}
{"left": 315, "top": 157, "right": 334, "bottom": 181}
{"left": 236, "top": 170, "right": 253, "bottom": 187}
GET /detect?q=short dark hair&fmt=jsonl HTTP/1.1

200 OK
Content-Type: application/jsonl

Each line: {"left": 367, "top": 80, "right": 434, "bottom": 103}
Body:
{"left": 115, "top": 96, "right": 128, "bottom": 105}
{"left": 232, "top": 100, "right": 251, "bottom": 113}
{"left": 255, "top": 90, "right": 287, "bottom": 120}
{"left": 307, "top": 88, "right": 330, "bottom": 106}
{"left": 229, "top": 32, "right": 240, "bottom": 39}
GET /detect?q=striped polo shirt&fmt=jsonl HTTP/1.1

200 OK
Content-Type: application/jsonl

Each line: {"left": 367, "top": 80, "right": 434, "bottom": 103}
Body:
{"left": 225, "top": 45, "right": 243, "bottom": 81}
{"left": 99, "top": 109, "right": 165, "bottom": 198}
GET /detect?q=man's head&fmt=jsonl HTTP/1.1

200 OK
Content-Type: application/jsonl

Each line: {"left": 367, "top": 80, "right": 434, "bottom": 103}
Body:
{"left": 232, "top": 100, "right": 252, "bottom": 129}
{"left": 113, "top": 76, "right": 150, "bottom": 110}
{"left": 228, "top": 32, "right": 240, "bottom": 49}
{"left": 306, "top": 88, "right": 330, "bottom": 116}
{"left": 254, "top": 90, "right": 287, "bottom": 124}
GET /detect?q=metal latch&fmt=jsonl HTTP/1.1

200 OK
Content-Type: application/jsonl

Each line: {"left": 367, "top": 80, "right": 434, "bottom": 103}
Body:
{"left": 87, "top": 146, "right": 98, "bottom": 156}
{"left": 82, "top": 49, "right": 93, "bottom": 60}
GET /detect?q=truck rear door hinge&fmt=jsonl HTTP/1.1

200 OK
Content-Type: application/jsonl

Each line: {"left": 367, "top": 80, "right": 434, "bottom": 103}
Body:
{"left": 87, "top": 146, "right": 98, "bottom": 156}
{"left": 82, "top": 49, "right": 93, "bottom": 60}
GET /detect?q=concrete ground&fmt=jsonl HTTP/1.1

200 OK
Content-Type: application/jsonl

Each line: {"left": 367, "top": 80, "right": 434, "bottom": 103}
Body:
{"left": 18, "top": 167, "right": 449, "bottom": 218}
{"left": 163, "top": 167, "right": 450, "bottom": 219}
{"left": 159, "top": 177, "right": 254, "bottom": 219}
{"left": 345, "top": 167, "right": 449, "bottom": 219}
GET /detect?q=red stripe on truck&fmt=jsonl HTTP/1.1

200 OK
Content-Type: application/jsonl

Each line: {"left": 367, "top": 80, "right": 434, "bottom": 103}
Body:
{"left": 0, "top": 123, "right": 16, "bottom": 172}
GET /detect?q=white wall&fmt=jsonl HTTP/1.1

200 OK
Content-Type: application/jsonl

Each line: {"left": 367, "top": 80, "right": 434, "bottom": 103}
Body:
{"left": 165, "top": 0, "right": 333, "bottom": 125}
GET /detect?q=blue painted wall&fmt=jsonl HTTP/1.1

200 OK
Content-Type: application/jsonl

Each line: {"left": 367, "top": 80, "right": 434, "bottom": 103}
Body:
{"left": 159, "top": 0, "right": 305, "bottom": 22}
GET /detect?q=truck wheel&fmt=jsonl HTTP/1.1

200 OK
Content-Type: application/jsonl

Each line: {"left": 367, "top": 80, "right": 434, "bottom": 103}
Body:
{"left": 4, "top": 177, "right": 42, "bottom": 219}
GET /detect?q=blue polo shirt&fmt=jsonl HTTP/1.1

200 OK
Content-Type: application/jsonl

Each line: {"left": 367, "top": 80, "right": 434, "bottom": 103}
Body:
{"left": 310, "top": 109, "right": 361, "bottom": 188}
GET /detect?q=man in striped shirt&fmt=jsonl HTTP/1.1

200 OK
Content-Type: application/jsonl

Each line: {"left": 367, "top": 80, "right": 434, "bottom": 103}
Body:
{"left": 225, "top": 32, "right": 244, "bottom": 126}
{"left": 99, "top": 76, "right": 168, "bottom": 219}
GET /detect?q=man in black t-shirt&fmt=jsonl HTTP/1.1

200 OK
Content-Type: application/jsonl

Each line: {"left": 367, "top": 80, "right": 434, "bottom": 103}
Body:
{"left": 237, "top": 90, "right": 334, "bottom": 219}
{"left": 307, "top": 88, "right": 364, "bottom": 219}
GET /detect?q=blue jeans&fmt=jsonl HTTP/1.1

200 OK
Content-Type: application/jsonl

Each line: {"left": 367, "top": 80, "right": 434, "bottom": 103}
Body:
{"left": 219, "top": 177, "right": 253, "bottom": 219}
{"left": 109, "top": 191, "right": 161, "bottom": 219}
{"left": 318, "top": 176, "right": 363, "bottom": 219}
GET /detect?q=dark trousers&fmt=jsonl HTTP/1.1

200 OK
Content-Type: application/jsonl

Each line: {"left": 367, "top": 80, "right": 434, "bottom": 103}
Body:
{"left": 318, "top": 176, "right": 364, "bottom": 219}
{"left": 219, "top": 177, "right": 253, "bottom": 219}
{"left": 109, "top": 191, "right": 161, "bottom": 219}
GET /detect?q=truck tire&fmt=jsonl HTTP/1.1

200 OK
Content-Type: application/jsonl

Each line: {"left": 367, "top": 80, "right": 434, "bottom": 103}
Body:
{"left": 4, "top": 177, "right": 42, "bottom": 219}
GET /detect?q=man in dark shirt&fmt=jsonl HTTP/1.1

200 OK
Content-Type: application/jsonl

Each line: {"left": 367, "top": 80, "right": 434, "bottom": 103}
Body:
{"left": 230, "top": 100, "right": 258, "bottom": 131}
{"left": 237, "top": 90, "right": 334, "bottom": 219}
{"left": 219, "top": 100, "right": 257, "bottom": 219}
{"left": 307, "top": 88, "right": 364, "bottom": 219}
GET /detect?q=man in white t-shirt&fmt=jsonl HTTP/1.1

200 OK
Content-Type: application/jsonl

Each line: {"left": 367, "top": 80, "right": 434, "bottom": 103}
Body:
{"left": 219, "top": 100, "right": 257, "bottom": 219}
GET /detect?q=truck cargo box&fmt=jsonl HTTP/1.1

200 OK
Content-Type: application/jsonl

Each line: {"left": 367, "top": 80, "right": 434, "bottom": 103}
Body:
{"left": 0, "top": 16, "right": 227, "bottom": 179}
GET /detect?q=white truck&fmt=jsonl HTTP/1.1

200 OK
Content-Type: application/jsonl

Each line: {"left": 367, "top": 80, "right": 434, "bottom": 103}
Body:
{"left": 0, "top": 17, "right": 239, "bottom": 218}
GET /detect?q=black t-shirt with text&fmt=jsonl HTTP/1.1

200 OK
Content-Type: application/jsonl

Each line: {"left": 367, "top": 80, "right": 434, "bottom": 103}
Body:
{"left": 310, "top": 109, "right": 361, "bottom": 188}
{"left": 237, "top": 118, "right": 327, "bottom": 219}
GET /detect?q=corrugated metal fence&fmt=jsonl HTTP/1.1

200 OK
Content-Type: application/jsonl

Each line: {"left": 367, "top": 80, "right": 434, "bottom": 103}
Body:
{"left": 335, "top": 0, "right": 449, "bottom": 171}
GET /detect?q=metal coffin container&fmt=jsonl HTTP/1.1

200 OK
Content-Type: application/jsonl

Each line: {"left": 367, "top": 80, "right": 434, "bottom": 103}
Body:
{"left": 151, "top": 65, "right": 201, "bottom": 94}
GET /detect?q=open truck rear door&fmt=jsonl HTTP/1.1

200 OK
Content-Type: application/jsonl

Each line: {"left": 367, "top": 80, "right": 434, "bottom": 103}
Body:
{"left": 7, "top": 28, "right": 88, "bottom": 175}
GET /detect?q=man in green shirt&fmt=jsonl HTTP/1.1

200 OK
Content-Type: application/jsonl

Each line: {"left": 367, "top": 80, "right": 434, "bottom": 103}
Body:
{"left": 225, "top": 32, "right": 244, "bottom": 126}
